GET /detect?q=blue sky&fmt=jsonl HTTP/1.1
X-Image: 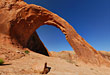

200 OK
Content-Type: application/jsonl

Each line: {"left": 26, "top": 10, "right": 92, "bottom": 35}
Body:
{"left": 24, "top": 0, "right": 110, "bottom": 52}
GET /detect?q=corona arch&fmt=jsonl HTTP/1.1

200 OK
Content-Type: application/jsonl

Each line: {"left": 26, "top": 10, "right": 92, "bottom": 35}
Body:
{"left": 0, "top": 0, "right": 110, "bottom": 66}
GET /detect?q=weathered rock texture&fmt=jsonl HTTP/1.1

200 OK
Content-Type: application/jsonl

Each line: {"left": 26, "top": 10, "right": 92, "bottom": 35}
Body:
{"left": 0, "top": 0, "right": 110, "bottom": 66}
{"left": 99, "top": 51, "right": 110, "bottom": 60}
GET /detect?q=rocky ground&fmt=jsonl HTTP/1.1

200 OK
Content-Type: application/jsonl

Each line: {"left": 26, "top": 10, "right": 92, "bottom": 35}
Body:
{"left": 0, "top": 51, "right": 110, "bottom": 75}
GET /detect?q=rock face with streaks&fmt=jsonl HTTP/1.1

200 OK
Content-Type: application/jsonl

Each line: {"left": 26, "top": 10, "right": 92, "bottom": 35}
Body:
{"left": 0, "top": 0, "right": 110, "bottom": 66}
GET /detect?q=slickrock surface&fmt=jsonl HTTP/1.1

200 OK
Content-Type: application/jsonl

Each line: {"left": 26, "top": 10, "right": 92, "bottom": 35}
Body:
{"left": 50, "top": 51, "right": 76, "bottom": 62}
{"left": 0, "top": 51, "right": 110, "bottom": 75}
{"left": 99, "top": 51, "right": 110, "bottom": 60}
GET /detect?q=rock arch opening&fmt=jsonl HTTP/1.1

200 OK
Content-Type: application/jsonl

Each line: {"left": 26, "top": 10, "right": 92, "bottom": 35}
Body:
{"left": 36, "top": 25, "right": 73, "bottom": 52}
{"left": 26, "top": 25, "right": 73, "bottom": 56}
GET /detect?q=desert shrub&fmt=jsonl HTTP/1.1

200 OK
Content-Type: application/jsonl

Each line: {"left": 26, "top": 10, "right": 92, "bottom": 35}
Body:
{"left": 25, "top": 50, "right": 30, "bottom": 54}
{"left": 0, "top": 59, "right": 4, "bottom": 65}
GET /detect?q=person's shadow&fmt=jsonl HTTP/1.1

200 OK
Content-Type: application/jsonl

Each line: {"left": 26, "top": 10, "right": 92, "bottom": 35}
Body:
{"left": 0, "top": 64, "right": 11, "bottom": 66}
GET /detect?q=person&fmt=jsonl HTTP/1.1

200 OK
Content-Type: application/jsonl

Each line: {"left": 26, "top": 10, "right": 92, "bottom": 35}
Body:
{"left": 42, "top": 62, "right": 51, "bottom": 74}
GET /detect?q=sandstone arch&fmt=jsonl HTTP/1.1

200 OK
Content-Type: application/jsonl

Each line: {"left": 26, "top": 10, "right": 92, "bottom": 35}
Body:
{"left": 0, "top": 0, "right": 110, "bottom": 66}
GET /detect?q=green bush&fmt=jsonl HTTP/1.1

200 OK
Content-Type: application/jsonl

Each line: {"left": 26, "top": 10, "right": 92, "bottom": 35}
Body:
{"left": 0, "top": 59, "right": 4, "bottom": 65}
{"left": 25, "top": 50, "right": 30, "bottom": 54}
